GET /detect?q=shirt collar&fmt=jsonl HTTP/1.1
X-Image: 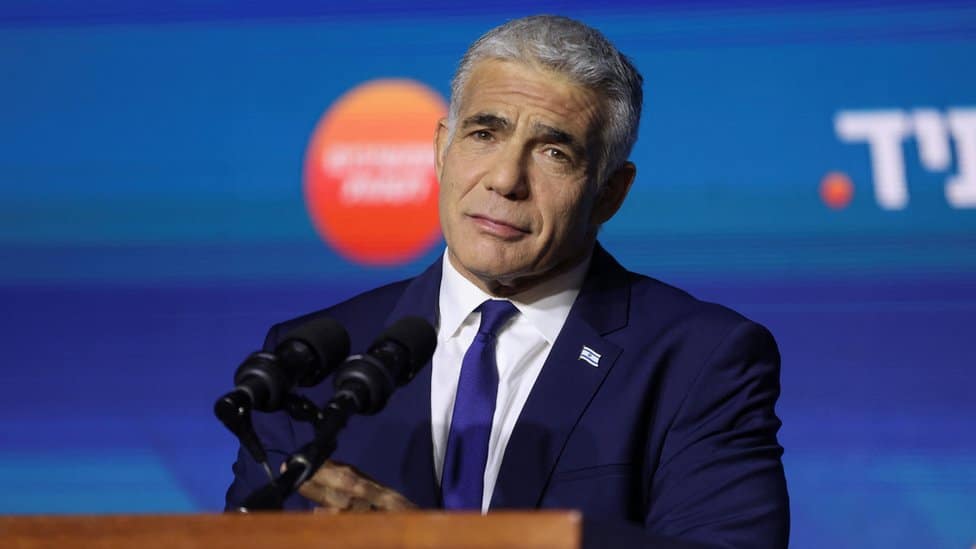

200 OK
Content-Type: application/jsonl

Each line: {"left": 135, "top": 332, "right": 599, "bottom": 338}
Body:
{"left": 437, "top": 249, "right": 590, "bottom": 345}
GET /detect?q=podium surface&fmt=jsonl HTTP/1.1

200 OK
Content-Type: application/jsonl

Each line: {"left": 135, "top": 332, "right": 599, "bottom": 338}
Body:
{"left": 0, "top": 511, "right": 581, "bottom": 549}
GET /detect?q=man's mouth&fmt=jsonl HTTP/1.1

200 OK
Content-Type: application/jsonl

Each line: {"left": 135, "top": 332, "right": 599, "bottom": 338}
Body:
{"left": 468, "top": 214, "right": 530, "bottom": 239}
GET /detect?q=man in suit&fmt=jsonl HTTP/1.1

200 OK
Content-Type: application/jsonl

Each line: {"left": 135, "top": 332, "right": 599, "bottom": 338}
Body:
{"left": 227, "top": 15, "right": 788, "bottom": 548}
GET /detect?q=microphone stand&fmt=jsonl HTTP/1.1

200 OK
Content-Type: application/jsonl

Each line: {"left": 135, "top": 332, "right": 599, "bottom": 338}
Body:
{"left": 238, "top": 390, "right": 361, "bottom": 511}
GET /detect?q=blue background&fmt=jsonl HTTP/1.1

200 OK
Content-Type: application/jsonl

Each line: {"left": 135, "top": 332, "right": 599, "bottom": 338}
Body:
{"left": 1, "top": 1, "right": 974, "bottom": 547}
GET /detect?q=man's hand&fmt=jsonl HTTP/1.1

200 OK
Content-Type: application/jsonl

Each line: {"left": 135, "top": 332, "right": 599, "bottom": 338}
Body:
{"left": 293, "top": 460, "right": 416, "bottom": 512}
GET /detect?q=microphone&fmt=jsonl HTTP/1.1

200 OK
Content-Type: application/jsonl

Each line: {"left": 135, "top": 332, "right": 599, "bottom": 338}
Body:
{"left": 215, "top": 316, "right": 350, "bottom": 469}
{"left": 239, "top": 316, "right": 436, "bottom": 510}
{"left": 332, "top": 316, "right": 437, "bottom": 414}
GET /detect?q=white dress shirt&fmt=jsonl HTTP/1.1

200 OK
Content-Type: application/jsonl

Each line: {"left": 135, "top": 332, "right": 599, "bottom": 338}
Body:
{"left": 431, "top": 250, "right": 590, "bottom": 513}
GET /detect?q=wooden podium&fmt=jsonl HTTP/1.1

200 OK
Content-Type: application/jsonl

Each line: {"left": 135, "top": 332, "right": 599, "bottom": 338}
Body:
{"left": 0, "top": 511, "right": 581, "bottom": 549}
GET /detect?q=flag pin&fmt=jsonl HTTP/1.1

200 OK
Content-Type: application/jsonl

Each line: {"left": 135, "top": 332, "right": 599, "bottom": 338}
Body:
{"left": 579, "top": 345, "right": 601, "bottom": 367}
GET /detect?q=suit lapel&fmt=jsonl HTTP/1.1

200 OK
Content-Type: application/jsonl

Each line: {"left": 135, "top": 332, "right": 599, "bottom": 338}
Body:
{"left": 379, "top": 257, "right": 443, "bottom": 507}
{"left": 490, "top": 244, "right": 630, "bottom": 509}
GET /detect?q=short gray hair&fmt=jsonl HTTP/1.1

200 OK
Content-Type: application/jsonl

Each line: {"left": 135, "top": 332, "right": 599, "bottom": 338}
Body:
{"left": 449, "top": 15, "right": 643, "bottom": 184}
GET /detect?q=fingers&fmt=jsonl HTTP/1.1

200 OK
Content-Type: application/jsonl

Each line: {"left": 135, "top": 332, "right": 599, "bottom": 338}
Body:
{"left": 295, "top": 460, "right": 416, "bottom": 512}
{"left": 371, "top": 489, "right": 414, "bottom": 511}
{"left": 298, "top": 482, "right": 351, "bottom": 508}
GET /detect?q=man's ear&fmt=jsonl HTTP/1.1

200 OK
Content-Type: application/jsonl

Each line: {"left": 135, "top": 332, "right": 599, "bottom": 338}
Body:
{"left": 592, "top": 161, "right": 636, "bottom": 225}
{"left": 434, "top": 117, "right": 450, "bottom": 180}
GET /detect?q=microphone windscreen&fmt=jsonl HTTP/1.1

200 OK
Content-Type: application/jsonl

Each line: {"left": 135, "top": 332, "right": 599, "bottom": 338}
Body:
{"left": 378, "top": 316, "right": 437, "bottom": 372}
{"left": 283, "top": 316, "right": 351, "bottom": 370}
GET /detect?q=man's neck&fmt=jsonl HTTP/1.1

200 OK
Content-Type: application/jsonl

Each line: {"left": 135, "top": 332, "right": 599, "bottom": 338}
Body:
{"left": 446, "top": 247, "right": 595, "bottom": 299}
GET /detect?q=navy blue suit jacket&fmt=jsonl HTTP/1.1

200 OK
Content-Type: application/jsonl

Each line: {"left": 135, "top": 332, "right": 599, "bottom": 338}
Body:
{"left": 226, "top": 245, "right": 789, "bottom": 548}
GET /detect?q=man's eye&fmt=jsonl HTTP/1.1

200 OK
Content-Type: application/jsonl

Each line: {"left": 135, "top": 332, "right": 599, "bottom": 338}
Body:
{"left": 472, "top": 130, "right": 493, "bottom": 140}
{"left": 544, "top": 148, "right": 570, "bottom": 162}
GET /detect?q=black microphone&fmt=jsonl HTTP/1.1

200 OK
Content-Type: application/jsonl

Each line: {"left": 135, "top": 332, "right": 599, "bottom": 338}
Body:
{"left": 240, "top": 316, "right": 436, "bottom": 510}
{"left": 332, "top": 316, "right": 437, "bottom": 414}
{"left": 215, "top": 316, "right": 350, "bottom": 469}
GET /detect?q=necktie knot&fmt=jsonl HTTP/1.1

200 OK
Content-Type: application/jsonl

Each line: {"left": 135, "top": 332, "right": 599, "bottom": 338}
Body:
{"left": 476, "top": 300, "right": 518, "bottom": 338}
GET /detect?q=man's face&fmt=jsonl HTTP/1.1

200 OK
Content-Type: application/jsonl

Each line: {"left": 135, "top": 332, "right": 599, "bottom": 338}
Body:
{"left": 435, "top": 59, "right": 633, "bottom": 295}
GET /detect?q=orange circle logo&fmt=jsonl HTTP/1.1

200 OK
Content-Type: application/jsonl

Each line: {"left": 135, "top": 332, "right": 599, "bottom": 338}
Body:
{"left": 304, "top": 79, "right": 446, "bottom": 265}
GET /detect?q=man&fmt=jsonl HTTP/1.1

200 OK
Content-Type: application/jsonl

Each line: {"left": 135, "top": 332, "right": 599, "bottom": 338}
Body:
{"left": 227, "top": 15, "right": 789, "bottom": 548}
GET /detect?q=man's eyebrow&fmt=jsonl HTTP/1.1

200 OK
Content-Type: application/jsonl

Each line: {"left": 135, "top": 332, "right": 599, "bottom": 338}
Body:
{"left": 534, "top": 122, "right": 585, "bottom": 156}
{"left": 461, "top": 113, "right": 510, "bottom": 130}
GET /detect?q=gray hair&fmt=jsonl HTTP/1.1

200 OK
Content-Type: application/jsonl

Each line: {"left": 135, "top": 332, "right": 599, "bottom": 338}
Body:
{"left": 448, "top": 15, "right": 643, "bottom": 184}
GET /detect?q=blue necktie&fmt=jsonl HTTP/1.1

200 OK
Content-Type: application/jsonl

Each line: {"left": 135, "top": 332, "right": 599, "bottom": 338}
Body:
{"left": 441, "top": 299, "right": 519, "bottom": 510}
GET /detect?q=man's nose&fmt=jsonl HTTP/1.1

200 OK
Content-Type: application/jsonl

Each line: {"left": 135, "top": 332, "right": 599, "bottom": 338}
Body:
{"left": 481, "top": 143, "right": 529, "bottom": 200}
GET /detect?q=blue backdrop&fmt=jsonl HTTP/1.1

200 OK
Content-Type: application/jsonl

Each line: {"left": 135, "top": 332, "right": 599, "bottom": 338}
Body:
{"left": 1, "top": 2, "right": 974, "bottom": 547}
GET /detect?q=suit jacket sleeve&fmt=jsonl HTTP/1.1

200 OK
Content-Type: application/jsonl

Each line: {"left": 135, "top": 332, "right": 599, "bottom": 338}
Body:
{"left": 644, "top": 320, "right": 789, "bottom": 548}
